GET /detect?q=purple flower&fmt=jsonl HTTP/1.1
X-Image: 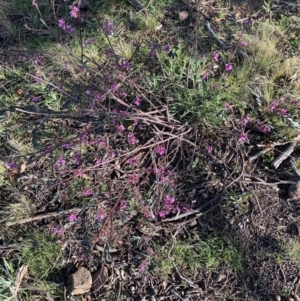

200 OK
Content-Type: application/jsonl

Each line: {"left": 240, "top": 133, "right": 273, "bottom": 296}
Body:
{"left": 32, "top": 96, "right": 39, "bottom": 102}
{"left": 32, "top": 0, "right": 37, "bottom": 7}
{"left": 148, "top": 43, "right": 156, "bottom": 59}
{"left": 83, "top": 37, "right": 96, "bottom": 46}
{"left": 269, "top": 101, "right": 278, "bottom": 112}
{"left": 51, "top": 227, "right": 62, "bottom": 235}
{"left": 164, "top": 195, "right": 175, "bottom": 206}
{"left": 225, "top": 103, "right": 231, "bottom": 111}
{"left": 278, "top": 108, "right": 288, "bottom": 117}
{"left": 127, "top": 173, "right": 139, "bottom": 184}
{"left": 163, "top": 44, "right": 170, "bottom": 53}
{"left": 206, "top": 145, "right": 213, "bottom": 154}
{"left": 106, "top": 47, "right": 114, "bottom": 58}
{"left": 122, "top": 60, "right": 130, "bottom": 69}
{"left": 117, "top": 123, "right": 125, "bottom": 132}
{"left": 77, "top": 65, "right": 85, "bottom": 72}
{"left": 55, "top": 157, "right": 66, "bottom": 169}
{"left": 149, "top": 50, "right": 155, "bottom": 59}
{"left": 120, "top": 200, "right": 126, "bottom": 210}
{"left": 128, "top": 133, "right": 137, "bottom": 145}
{"left": 79, "top": 189, "right": 93, "bottom": 196}
{"left": 238, "top": 132, "right": 248, "bottom": 143}
{"left": 262, "top": 124, "right": 271, "bottom": 133}
{"left": 86, "top": 87, "right": 93, "bottom": 95}
{"left": 73, "top": 153, "right": 81, "bottom": 165}
{"left": 213, "top": 51, "right": 219, "bottom": 62}
{"left": 5, "top": 162, "right": 16, "bottom": 169}
{"left": 225, "top": 63, "right": 233, "bottom": 72}
{"left": 201, "top": 70, "right": 209, "bottom": 81}
{"left": 96, "top": 93, "right": 103, "bottom": 101}
{"left": 97, "top": 212, "right": 106, "bottom": 220}
{"left": 98, "top": 141, "right": 105, "bottom": 147}
{"left": 158, "top": 211, "right": 166, "bottom": 218}
{"left": 242, "top": 114, "right": 250, "bottom": 126}
{"left": 58, "top": 19, "right": 66, "bottom": 29}
{"left": 111, "top": 83, "right": 118, "bottom": 92}
{"left": 128, "top": 156, "right": 138, "bottom": 167}
{"left": 134, "top": 96, "right": 141, "bottom": 106}
{"left": 103, "top": 20, "right": 115, "bottom": 36}
{"left": 241, "top": 41, "right": 247, "bottom": 47}
{"left": 32, "top": 58, "right": 38, "bottom": 68}
{"left": 139, "top": 259, "right": 149, "bottom": 273}
{"left": 65, "top": 24, "right": 75, "bottom": 34}
{"left": 68, "top": 213, "right": 77, "bottom": 222}
{"left": 70, "top": 5, "right": 80, "bottom": 18}
{"left": 155, "top": 145, "right": 165, "bottom": 156}
{"left": 58, "top": 19, "right": 75, "bottom": 34}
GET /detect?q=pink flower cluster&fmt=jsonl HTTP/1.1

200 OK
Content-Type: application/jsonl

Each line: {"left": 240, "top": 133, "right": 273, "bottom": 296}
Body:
{"left": 70, "top": 5, "right": 80, "bottom": 18}
{"left": 158, "top": 195, "right": 179, "bottom": 219}
{"left": 242, "top": 114, "right": 250, "bottom": 126}
{"left": 268, "top": 98, "right": 289, "bottom": 117}
{"left": 68, "top": 213, "right": 77, "bottom": 222}
{"left": 127, "top": 173, "right": 139, "bottom": 184}
{"left": 55, "top": 157, "right": 66, "bottom": 170}
{"left": 155, "top": 145, "right": 165, "bottom": 156}
{"left": 238, "top": 132, "right": 247, "bottom": 143}
{"left": 128, "top": 133, "right": 137, "bottom": 145}
{"left": 58, "top": 19, "right": 75, "bottom": 34}
{"left": 153, "top": 166, "right": 174, "bottom": 186}
{"left": 255, "top": 122, "right": 271, "bottom": 133}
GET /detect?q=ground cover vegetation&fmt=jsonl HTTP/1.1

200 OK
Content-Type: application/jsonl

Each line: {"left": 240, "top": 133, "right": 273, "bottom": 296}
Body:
{"left": 0, "top": 0, "right": 300, "bottom": 300}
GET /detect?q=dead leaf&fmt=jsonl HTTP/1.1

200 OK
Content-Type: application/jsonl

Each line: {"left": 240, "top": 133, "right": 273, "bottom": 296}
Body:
{"left": 20, "top": 162, "right": 26, "bottom": 173}
{"left": 12, "top": 263, "right": 28, "bottom": 298}
{"left": 92, "top": 266, "right": 109, "bottom": 292}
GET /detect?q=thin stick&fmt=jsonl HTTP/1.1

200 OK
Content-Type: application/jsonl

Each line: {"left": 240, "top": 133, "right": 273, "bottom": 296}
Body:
{"left": 162, "top": 196, "right": 220, "bottom": 222}
{"left": 5, "top": 208, "right": 82, "bottom": 227}
{"left": 204, "top": 21, "right": 227, "bottom": 49}
{"left": 253, "top": 192, "right": 263, "bottom": 214}
{"left": 249, "top": 147, "right": 273, "bottom": 162}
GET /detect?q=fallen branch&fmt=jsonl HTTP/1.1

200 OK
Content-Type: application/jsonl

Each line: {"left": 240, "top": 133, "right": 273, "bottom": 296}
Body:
{"left": 204, "top": 20, "right": 227, "bottom": 49}
{"left": 5, "top": 208, "right": 82, "bottom": 227}
{"left": 271, "top": 142, "right": 295, "bottom": 169}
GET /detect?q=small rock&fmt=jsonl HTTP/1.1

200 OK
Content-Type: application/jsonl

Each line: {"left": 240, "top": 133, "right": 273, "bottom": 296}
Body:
{"left": 289, "top": 298, "right": 294, "bottom": 301}
{"left": 216, "top": 273, "right": 226, "bottom": 282}
{"left": 179, "top": 11, "right": 189, "bottom": 21}
{"left": 202, "top": 192, "right": 208, "bottom": 199}
{"left": 155, "top": 24, "right": 163, "bottom": 31}
{"left": 288, "top": 181, "right": 300, "bottom": 199}
{"left": 130, "top": 285, "right": 136, "bottom": 294}
{"left": 70, "top": 267, "right": 92, "bottom": 295}
{"left": 275, "top": 296, "right": 281, "bottom": 301}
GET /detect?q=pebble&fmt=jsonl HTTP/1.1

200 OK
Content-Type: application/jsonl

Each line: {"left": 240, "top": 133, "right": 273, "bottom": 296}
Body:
{"left": 202, "top": 192, "right": 208, "bottom": 199}
{"left": 179, "top": 11, "right": 189, "bottom": 21}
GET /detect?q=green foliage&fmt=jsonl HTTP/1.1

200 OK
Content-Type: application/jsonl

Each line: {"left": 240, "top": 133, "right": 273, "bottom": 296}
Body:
{"left": 0, "top": 258, "right": 15, "bottom": 301}
{"left": 152, "top": 234, "right": 245, "bottom": 280}
{"left": 21, "top": 233, "right": 60, "bottom": 280}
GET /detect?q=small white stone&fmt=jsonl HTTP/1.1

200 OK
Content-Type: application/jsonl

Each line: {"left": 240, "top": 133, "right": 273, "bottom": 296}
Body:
{"left": 179, "top": 11, "right": 189, "bottom": 21}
